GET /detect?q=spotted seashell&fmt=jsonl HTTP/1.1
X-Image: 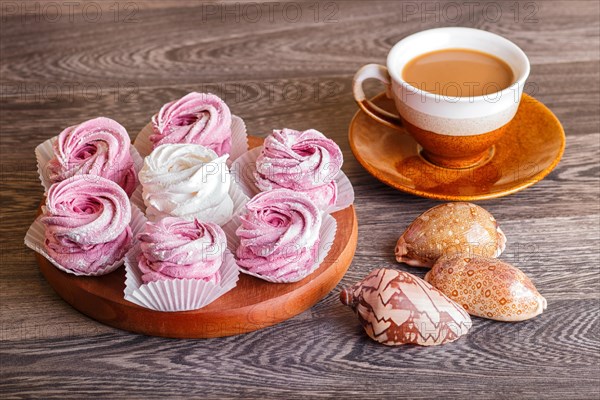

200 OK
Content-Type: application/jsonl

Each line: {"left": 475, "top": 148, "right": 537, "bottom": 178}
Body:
{"left": 340, "top": 268, "right": 472, "bottom": 346}
{"left": 395, "top": 202, "right": 506, "bottom": 268}
{"left": 425, "top": 254, "right": 547, "bottom": 322}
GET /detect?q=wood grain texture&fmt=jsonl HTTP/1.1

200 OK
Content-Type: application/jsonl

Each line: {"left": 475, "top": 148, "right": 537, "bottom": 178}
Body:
{"left": 1, "top": 0, "right": 599, "bottom": 398}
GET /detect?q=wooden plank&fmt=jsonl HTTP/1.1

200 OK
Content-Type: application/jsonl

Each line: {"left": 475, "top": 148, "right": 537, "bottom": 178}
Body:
{"left": 1, "top": 0, "right": 599, "bottom": 398}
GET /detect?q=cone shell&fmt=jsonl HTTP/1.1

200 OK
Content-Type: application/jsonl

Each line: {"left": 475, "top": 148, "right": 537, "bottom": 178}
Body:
{"left": 425, "top": 254, "right": 547, "bottom": 322}
{"left": 340, "top": 268, "right": 472, "bottom": 346}
{"left": 395, "top": 202, "right": 506, "bottom": 267}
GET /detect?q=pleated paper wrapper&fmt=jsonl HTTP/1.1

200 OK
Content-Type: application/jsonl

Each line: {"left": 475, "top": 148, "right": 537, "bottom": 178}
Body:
{"left": 24, "top": 204, "right": 146, "bottom": 277}
{"left": 132, "top": 115, "right": 249, "bottom": 162}
{"left": 35, "top": 136, "right": 144, "bottom": 195}
{"left": 223, "top": 212, "right": 338, "bottom": 283}
{"left": 230, "top": 146, "right": 355, "bottom": 214}
{"left": 123, "top": 216, "right": 240, "bottom": 312}
{"left": 130, "top": 178, "right": 249, "bottom": 227}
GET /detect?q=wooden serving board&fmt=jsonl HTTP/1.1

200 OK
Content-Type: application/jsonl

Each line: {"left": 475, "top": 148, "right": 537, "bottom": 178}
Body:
{"left": 35, "top": 136, "right": 358, "bottom": 338}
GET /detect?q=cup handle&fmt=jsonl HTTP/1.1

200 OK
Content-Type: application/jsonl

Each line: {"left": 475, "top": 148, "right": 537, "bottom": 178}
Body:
{"left": 352, "top": 64, "right": 403, "bottom": 128}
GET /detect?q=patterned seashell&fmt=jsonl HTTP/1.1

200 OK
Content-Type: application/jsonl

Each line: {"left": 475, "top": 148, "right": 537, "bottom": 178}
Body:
{"left": 395, "top": 202, "right": 506, "bottom": 268}
{"left": 340, "top": 268, "right": 472, "bottom": 346}
{"left": 425, "top": 254, "right": 547, "bottom": 322}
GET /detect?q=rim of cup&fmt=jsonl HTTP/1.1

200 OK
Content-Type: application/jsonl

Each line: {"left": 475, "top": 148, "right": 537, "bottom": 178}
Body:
{"left": 387, "top": 27, "right": 530, "bottom": 103}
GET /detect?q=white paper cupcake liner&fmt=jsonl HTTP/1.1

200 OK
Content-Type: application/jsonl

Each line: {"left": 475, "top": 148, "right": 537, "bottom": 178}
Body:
{"left": 231, "top": 146, "right": 354, "bottom": 214}
{"left": 35, "top": 136, "right": 144, "bottom": 196}
{"left": 223, "top": 213, "right": 337, "bottom": 283}
{"left": 133, "top": 115, "right": 249, "bottom": 162}
{"left": 123, "top": 215, "right": 240, "bottom": 312}
{"left": 131, "top": 177, "right": 249, "bottom": 227}
{"left": 24, "top": 204, "right": 146, "bottom": 277}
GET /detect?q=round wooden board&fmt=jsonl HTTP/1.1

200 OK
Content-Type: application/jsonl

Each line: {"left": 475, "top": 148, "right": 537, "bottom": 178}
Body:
{"left": 36, "top": 136, "right": 358, "bottom": 338}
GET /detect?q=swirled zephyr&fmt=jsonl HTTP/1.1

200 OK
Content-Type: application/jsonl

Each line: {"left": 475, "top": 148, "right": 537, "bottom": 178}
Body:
{"left": 254, "top": 128, "right": 343, "bottom": 209}
{"left": 151, "top": 92, "right": 232, "bottom": 156}
{"left": 139, "top": 143, "right": 234, "bottom": 225}
{"left": 236, "top": 189, "right": 322, "bottom": 282}
{"left": 137, "top": 217, "right": 226, "bottom": 284}
{"left": 41, "top": 175, "right": 132, "bottom": 274}
{"left": 47, "top": 117, "right": 137, "bottom": 196}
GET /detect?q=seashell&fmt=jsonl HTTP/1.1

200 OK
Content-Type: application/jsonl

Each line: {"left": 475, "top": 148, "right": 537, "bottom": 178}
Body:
{"left": 340, "top": 268, "right": 472, "bottom": 346}
{"left": 395, "top": 202, "right": 506, "bottom": 268}
{"left": 425, "top": 254, "right": 547, "bottom": 322}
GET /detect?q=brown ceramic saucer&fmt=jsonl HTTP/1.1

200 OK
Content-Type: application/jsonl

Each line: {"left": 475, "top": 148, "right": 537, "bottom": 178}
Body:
{"left": 348, "top": 93, "right": 565, "bottom": 201}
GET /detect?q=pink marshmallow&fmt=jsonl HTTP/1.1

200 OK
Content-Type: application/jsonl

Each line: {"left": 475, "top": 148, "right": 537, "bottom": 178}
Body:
{"left": 48, "top": 117, "right": 137, "bottom": 196}
{"left": 41, "top": 175, "right": 132, "bottom": 274}
{"left": 151, "top": 92, "right": 232, "bottom": 156}
{"left": 137, "top": 217, "right": 225, "bottom": 283}
{"left": 236, "top": 189, "right": 322, "bottom": 282}
{"left": 254, "top": 128, "right": 343, "bottom": 209}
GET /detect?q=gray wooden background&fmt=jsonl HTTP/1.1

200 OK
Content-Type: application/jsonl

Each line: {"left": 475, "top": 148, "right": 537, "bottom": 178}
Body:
{"left": 1, "top": 1, "right": 599, "bottom": 398}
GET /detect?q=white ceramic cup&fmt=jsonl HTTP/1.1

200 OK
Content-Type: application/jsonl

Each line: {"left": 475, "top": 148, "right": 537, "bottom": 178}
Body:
{"left": 353, "top": 27, "right": 530, "bottom": 169}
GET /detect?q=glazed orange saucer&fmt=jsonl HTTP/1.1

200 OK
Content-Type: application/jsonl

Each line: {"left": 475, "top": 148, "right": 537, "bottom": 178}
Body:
{"left": 349, "top": 93, "right": 565, "bottom": 201}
